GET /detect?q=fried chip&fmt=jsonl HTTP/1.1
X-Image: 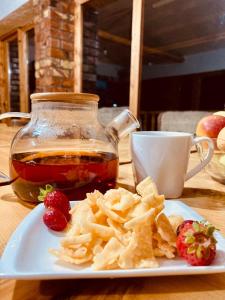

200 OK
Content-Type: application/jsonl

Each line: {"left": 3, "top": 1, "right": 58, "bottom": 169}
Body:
{"left": 87, "top": 223, "right": 114, "bottom": 241}
{"left": 107, "top": 218, "right": 126, "bottom": 236}
{"left": 73, "top": 200, "right": 96, "bottom": 233}
{"left": 97, "top": 197, "right": 126, "bottom": 223}
{"left": 133, "top": 221, "right": 156, "bottom": 265}
{"left": 127, "top": 201, "right": 150, "bottom": 218}
{"left": 86, "top": 190, "right": 103, "bottom": 212}
{"left": 92, "top": 237, "right": 124, "bottom": 270}
{"left": 61, "top": 233, "right": 92, "bottom": 247}
{"left": 156, "top": 213, "right": 177, "bottom": 244}
{"left": 153, "top": 232, "right": 176, "bottom": 259}
{"left": 72, "top": 247, "right": 88, "bottom": 258}
{"left": 112, "top": 192, "right": 140, "bottom": 211}
{"left": 94, "top": 209, "right": 108, "bottom": 225}
{"left": 168, "top": 214, "right": 184, "bottom": 234}
{"left": 104, "top": 189, "right": 121, "bottom": 205}
{"left": 153, "top": 247, "right": 165, "bottom": 257}
{"left": 49, "top": 248, "right": 93, "bottom": 265}
{"left": 93, "top": 244, "right": 104, "bottom": 255}
{"left": 124, "top": 207, "right": 156, "bottom": 230}
{"left": 141, "top": 194, "right": 164, "bottom": 208}
{"left": 118, "top": 232, "right": 137, "bottom": 269}
{"left": 51, "top": 176, "right": 182, "bottom": 270}
{"left": 137, "top": 258, "right": 158, "bottom": 268}
{"left": 119, "top": 221, "right": 158, "bottom": 269}
{"left": 87, "top": 190, "right": 103, "bottom": 205}
{"left": 136, "top": 176, "right": 158, "bottom": 196}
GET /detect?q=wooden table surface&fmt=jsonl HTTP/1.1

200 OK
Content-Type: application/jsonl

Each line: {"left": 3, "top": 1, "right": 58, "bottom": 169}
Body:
{"left": 1, "top": 125, "right": 225, "bottom": 300}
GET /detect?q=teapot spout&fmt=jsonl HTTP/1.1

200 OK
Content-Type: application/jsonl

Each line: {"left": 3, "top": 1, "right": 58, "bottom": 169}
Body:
{"left": 106, "top": 109, "right": 140, "bottom": 141}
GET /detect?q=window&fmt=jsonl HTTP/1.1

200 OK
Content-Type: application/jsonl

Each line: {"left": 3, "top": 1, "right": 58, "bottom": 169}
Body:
{"left": 0, "top": 25, "right": 35, "bottom": 113}
{"left": 8, "top": 37, "right": 20, "bottom": 111}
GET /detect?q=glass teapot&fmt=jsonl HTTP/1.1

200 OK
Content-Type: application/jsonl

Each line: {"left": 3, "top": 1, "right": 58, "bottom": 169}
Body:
{"left": 0, "top": 93, "right": 139, "bottom": 203}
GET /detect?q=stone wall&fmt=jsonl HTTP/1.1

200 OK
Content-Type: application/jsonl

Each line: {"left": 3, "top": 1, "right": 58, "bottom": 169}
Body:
{"left": 33, "top": 0, "right": 74, "bottom": 92}
{"left": 33, "top": 0, "right": 99, "bottom": 93}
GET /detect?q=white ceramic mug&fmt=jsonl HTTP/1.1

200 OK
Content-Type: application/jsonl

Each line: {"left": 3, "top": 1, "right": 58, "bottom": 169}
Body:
{"left": 131, "top": 131, "right": 214, "bottom": 198}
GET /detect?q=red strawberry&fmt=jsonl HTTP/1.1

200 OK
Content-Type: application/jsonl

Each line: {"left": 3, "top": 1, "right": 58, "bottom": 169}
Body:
{"left": 43, "top": 207, "right": 67, "bottom": 231}
{"left": 176, "top": 220, "right": 217, "bottom": 266}
{"left": 176, "top": 220, "right": 194, "bottom": 235}
{"left": 38, "top": 185, "right": 71, "bottom": 221}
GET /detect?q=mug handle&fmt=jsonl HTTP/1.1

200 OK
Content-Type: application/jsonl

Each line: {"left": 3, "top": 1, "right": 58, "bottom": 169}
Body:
{"left": 185, "top": 136, "right": 214, "bottom": 181}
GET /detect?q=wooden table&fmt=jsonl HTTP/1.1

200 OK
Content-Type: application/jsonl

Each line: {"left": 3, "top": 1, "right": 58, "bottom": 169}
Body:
{"left": 1, "top": 126, "right": 225, "bottom": 300}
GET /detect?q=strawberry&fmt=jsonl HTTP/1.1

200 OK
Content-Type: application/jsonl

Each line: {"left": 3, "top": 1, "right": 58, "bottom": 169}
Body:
{"left": 176, "top": 220, "right": 194, "bottom": 235}
{"left": 38, "top": 185, "right": 71, "bottom": 221}
{"left": 176, "top": 220, "right": 217, "bottom": 266}
{"left": 43, "top": 207, "right": 68, "bottom": 231}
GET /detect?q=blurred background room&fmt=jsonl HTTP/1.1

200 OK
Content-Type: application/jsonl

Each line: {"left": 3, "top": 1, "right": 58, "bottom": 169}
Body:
{"left": 1, "top": 0, "right": 225, "bottom": 130}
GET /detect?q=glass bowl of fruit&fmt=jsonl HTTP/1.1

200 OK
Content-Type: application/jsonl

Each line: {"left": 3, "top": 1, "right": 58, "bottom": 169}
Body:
{"left": 196, "top": 112, "right": 225, "bottom": 184}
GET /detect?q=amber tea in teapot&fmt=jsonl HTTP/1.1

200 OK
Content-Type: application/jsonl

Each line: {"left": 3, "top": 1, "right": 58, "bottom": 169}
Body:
{"left": 10, "top": 150, "right": 118, "bottom": 202}
{"left": 0, "top": 92, "right": 139, "bottom": 203}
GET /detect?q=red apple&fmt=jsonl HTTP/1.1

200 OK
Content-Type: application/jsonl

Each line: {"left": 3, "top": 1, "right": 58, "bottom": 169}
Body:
{"left": 213, "top": 111, "right": 225, "bottom": 118}
{"left": 217, "top": 127, "right": 225, "bottom": 151}
{"left": 196, "top": 115, "right": 225, "bottom": 138}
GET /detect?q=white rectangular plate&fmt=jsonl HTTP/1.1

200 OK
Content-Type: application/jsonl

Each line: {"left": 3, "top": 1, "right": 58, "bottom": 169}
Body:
{"left": 0, "top": 200, "right": 225, "bottom": 279}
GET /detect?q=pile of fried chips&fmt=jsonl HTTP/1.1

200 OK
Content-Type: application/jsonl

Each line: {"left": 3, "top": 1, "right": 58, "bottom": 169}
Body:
{"left": 50, "top": 177, "right": 184, "bottom": 270}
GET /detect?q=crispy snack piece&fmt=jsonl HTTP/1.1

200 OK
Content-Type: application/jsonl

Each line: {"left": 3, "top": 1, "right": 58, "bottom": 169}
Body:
{"left": 168, "top": 214, "right": 184, "bottom": 234}
{"left": 119, "top": 220, "right": 158, "bottom": 269}
{"left": 136, "top": 176, "right": 158, "bottom": 197}
{"left": 61, "top": 233, "right": 92, "bottom": 247}
{"left": 124, "top": 207, "right": 156, "bottom": 230}
{"left": 153, "top": 232, "right": 176, "bottom": 259}
{"left": 156, "top": 213, "right": 177, "bottom": 245}
{"left": 112, "top": 191, "right": 140, "bottom": 211}
{"left": 93, "top": 237, "right": 124, "bottom": 270}
{"left": 142, "top": 194, "right": 164, "bottom": 208}
{"left": 49, "top": 248, "right": 93, "bottom": 265}
{"left": 97, "top": 197, "right": 126, "bottom": 223}
{"left": 50, "top": 176, "right": 181, "bottom": 270}
{"left": 87, "top": 223, "right": 114, "bottom": 241}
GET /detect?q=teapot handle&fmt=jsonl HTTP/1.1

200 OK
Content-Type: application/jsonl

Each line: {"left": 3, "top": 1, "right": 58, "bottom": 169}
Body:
{"left": 0, "top": 171, "right": 15, "bottom": 186}
{"left": 0, "top": 112, "right": 31, "bottom": 121}
{"left": 0, "top": 112, "right": 30, "bottom": 186}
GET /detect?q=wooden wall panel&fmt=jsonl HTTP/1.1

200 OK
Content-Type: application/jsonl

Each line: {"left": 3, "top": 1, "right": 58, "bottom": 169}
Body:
{"left": 129, "top": 0, "right": 144, "bottom": 117}
{"left": 0, "top": 41, "right": 9, "bottom": 113}
{"left": 74, "top": 3, "right": 83, "bottom": 93}
{"left": 18, "top": 28, "right": 29, "bottom": 112}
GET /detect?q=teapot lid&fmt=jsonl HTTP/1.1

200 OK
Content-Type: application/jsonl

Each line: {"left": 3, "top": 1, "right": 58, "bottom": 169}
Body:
{"left": 30, "top": 92, "right": 99, "bottom": 102}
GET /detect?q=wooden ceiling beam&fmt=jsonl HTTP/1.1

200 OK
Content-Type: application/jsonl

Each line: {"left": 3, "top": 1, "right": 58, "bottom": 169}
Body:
{"left": 0, "top": 1, "right": 33, "bottom": 37}
{"left": 98, "top": 30, "right": 184, "bottom": 63}
{"left": 0, "top": 29, "right": 17, "bottom": 41}
{"left": 158, "top": 31, "right": 225, "bottom": 52}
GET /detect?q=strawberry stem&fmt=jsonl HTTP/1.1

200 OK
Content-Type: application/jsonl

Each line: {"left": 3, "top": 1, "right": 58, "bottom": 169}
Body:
{"left": 38, "top": 184, "right": 54, "bottom": 202}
